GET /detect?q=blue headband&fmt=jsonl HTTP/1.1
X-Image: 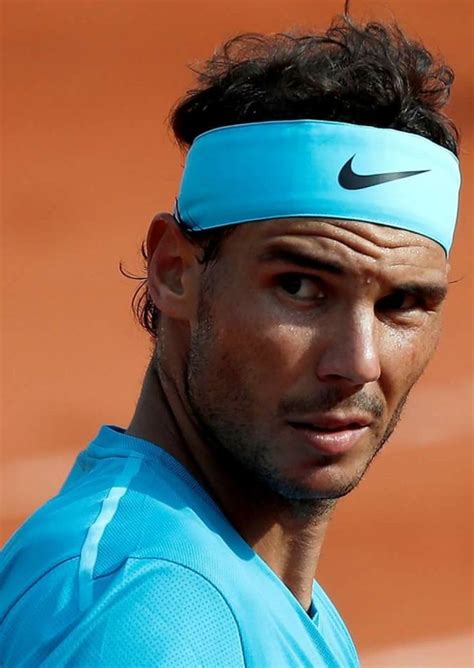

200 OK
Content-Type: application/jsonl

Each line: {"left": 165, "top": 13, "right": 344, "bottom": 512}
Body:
{"left": 174, "top": 119, "right": 461, "bottom": 253}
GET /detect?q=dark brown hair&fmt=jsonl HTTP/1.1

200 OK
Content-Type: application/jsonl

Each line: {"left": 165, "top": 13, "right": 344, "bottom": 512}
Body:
{"left": 124, "top": 10, "right": 458, "bottom": 338}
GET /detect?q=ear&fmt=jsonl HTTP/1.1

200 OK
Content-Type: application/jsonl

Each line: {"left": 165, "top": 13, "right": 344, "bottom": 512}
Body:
{"left": 146, "top": 212, "right": 199, "bottom": 320}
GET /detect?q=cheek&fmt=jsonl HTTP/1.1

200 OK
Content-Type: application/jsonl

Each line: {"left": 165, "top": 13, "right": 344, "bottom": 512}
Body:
{"left": 207, "top": 305, "right": 313, "bottom": 397}
{"left": 380, "top": 320, "right": 441, "bottom": 398}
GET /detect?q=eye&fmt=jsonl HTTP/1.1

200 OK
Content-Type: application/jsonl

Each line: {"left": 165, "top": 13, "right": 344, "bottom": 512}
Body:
{"left": 277, "top": 274, "right": 325, "bottom": 301}
{"left": 377, "top": 290, "right": 422, "bottom": 313}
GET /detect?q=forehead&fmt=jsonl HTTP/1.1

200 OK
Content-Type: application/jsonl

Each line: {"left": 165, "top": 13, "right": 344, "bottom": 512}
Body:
{"left": 226, "top": 217, "right": 448, "bottom": 276}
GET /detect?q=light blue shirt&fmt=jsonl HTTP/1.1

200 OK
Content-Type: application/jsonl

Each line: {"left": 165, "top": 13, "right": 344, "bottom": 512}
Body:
{"left": 1, "top": 425, "right": 360, "bottom": 666}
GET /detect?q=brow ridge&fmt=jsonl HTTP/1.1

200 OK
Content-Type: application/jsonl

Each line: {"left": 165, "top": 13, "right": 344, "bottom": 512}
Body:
{"left": 258, "top": 246, "right": 448, "bottom": 302}
{"left": 258, "top": 246, "right": 345, "bottom": 275}
{"left": 394, "top": 282, "right": 448, "bottom": 303}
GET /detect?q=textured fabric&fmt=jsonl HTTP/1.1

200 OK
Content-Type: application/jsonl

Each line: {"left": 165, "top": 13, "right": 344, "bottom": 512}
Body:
{"left": 175, "top": 119, "right": 461, "bottom": 252}
{"left": 1, "top": 426, "right": 360, "bottom": 667}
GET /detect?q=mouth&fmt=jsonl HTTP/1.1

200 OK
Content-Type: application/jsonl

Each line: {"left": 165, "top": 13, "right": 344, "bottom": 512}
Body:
{"left": 287, "top": 418, "right": 371, "bottom": 455}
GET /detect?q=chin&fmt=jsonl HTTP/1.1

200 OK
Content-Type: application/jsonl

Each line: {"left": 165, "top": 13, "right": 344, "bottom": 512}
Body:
{"left": 272, "top": 455, "right": 371, "bottom": 501}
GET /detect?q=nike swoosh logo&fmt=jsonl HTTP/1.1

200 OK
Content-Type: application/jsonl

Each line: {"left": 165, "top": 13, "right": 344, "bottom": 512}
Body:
{"left": 338, "top": 155, "right": 430, "bottom": 190}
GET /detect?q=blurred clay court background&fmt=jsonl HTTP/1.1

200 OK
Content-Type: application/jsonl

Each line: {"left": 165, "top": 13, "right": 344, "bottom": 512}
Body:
{"left": 2, "top": 0, "right": 473, "bottom": 665}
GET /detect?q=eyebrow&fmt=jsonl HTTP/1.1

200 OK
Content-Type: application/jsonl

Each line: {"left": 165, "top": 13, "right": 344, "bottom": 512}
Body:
{"left": 258, "top": 246, "right": 448, "bottom": 302}
{"left": 257, "top": 246, "right": 345, "bottom": 275}
{"left": 394, "top": 282, "right": 448, "bottom": 303}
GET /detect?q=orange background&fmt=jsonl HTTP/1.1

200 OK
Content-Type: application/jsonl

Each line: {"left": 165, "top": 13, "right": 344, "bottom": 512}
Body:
{"left": 2, "top": 1, "right": 473, "bottom": 664}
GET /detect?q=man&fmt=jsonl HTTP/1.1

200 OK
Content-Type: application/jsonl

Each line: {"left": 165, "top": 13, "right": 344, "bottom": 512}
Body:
{"left": 1, "top": 10, "right": 461, "bottom": 667}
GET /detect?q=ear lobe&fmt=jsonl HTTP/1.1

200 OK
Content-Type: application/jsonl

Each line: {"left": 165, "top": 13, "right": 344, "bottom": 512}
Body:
{"left": 146, "top": 212, "right": 197, "bottom": 320}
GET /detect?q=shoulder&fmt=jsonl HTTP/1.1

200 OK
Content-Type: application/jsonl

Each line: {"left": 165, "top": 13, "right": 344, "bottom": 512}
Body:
{"left": 1, "top": 439, "right": 233, "bottom": 609}
{"left": 1, "top": 437, "right": 249, "bottom": 666}
{"left": 78, "top": 557, "right": 245, "bottom": 667}
{"left": 3, "top": 556, "right": 246, "bottom": 668}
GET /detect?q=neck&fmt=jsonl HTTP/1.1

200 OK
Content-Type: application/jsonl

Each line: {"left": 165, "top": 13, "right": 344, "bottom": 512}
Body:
{"left": 127, "top": 357, "right": 336, "bottom": 612}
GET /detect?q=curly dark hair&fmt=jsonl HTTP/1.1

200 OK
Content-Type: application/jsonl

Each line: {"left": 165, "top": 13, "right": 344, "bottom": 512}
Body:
{"left": 124, "top": 8, "right": 459, "bottom": 339}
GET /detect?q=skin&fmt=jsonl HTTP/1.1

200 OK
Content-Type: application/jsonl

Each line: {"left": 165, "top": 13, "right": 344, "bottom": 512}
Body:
{"left": 127, "top": 212, "right": 448, "bottom": 613}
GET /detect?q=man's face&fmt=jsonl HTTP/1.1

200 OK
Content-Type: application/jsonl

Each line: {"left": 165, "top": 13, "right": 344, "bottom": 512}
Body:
{"left": 182, "top": 217, "right": 448, "bottom": 501}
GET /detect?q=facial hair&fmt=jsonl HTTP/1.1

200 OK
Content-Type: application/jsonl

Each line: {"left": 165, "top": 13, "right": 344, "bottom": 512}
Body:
{"left": 183, "top": 281, "right": 415, "bottom": 516}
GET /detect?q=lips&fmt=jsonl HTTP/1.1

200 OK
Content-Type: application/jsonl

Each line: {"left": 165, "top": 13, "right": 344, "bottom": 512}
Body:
{"left": 288, "top": 414, "right": 372, "bottom": 455}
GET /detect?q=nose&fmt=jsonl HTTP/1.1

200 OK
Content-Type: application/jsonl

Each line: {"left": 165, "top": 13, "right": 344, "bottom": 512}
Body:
{"left": 316, "top": 307, "right": 381, "bottom": 387}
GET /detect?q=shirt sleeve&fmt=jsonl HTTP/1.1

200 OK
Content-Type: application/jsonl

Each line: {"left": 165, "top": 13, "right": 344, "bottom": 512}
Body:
{"left": 41, "top": 558, "right": 246, "bottom": 668}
